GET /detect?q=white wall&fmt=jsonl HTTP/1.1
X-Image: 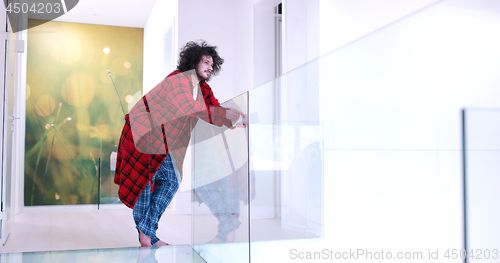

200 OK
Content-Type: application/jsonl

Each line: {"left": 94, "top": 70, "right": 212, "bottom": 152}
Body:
{"left": 319, "top": 0, "right": 441, "bottom": 56}
{"left": 253, "top": 0, "right": 280, "bottom": 88}
{"left": 232, "top": 0, "right": 254, "bottom": 97}
{"left": 281, "top": 0, "right": 321, "bottom": 121}
{"left": 143, "top": 0, "right": 178, "bottom": 94}
{"left": 282, "top": 0, "right": 320, "bottom": 73}
{"left": 249, "top": 0, "right": 500, "bottom": 261}
{"left": 9, "top": 14, "right": 28, "bottom": 217}
{"left": 14, "top": 30, "right": 28, "bottom": 217}
{"left": 177, "top": 0, "right": 253, "bottom": 103}
{"left": 283, "top": 0, "right": 442, "bottom": 71}
{"left": 316, "top": 0, "right": 500, "bottom": 260}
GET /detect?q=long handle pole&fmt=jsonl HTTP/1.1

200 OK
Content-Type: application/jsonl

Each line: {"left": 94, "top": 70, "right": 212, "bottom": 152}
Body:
{"left": 107, "top": 68, "right": 126, "bottom": 117}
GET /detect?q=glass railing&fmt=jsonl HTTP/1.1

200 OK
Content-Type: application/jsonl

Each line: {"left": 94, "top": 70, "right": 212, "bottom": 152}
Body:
{"left": 248, "top": 58, "right": 324, "bottom": 247}
{"left": 191, "top": 92, "right": 250, "bottom": 263}
{"left": 24, "top": 121, "right": 121, "bottom": 208}
{"left": 247, "top": 58, "right": 325, "bottom": 263}
{"left": 463, "top": 108, "right": 500, "bottom": 263}
{"left": 190, "top": 57, "right": 325, "bottom": 262}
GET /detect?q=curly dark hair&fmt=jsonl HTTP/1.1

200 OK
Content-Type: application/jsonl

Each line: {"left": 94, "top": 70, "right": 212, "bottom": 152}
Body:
{"left": 177, "top": 40, "right": 224, "bottom": 75}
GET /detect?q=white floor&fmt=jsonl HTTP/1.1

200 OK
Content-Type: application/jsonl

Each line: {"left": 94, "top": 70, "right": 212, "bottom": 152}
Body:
{"left": 0, "top": 205, "right": 308, "bottom": 257}
{"left": 0, "top": 245, "right": 207, "bottom": 263}
{"left": 0, "top": 207, "right": 192, "bottom": 254}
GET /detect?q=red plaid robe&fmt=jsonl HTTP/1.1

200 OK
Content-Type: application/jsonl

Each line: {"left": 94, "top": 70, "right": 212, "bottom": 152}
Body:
{"left": 114, "top": 70, "right": 232, "bottom": 208}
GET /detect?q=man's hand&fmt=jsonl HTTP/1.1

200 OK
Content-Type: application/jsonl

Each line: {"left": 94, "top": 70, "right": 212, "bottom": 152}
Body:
{"left": 229, "top": 123, "right": 246, "bottom": 130}
{"left": 225, "top": 108, "right": 245, "bottom": 122}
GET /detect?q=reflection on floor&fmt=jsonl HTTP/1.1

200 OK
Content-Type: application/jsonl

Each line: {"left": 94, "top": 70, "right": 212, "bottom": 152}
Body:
{"left": 0, "top": 245, "right": 206, "bottom": 263}
{"left": 193, "top": 214, "right": 308, "bottom": 243}
{"left": 192, "top": 239, "right": 324, "bottom": 263}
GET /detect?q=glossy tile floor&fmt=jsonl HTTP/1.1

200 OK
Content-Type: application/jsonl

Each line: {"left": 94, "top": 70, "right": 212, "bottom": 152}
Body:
{"left": 0, "top": 208, "right": 204, "bottom": 262}
{"left": 0, "top": 208, "right": 191, "bottom": 253}
{"left": 0, "top": 205, "right": 310, "bottom": 262}
{"left": 0, "top": 207, "right": 304, "bottom": 253}
{"left": 0, "top": 245, "right": 207, "bottom": 263}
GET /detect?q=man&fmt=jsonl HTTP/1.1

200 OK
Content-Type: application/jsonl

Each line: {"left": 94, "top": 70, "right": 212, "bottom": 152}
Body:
{"left": 114, "top": 41, "right": 243, "bottom": 246}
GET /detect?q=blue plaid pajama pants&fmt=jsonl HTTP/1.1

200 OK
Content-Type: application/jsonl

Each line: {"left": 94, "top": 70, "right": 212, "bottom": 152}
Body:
{"left": 195, "top": 176, "right": 241, "bottom": 241}
{"left": 133, "top": 154, "right": 180, "bottom": 245}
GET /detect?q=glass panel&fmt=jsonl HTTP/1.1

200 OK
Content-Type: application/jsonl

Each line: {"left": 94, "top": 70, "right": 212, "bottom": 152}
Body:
{"left": 99, "top": 141, "right": 121, "bottom": 206}
{"left": 23, "top": 119, "right": 121, "bottom": 208}
{"left": 248, "top": 57, "right": 324, "bottom": 258}
{"left": 464, "top": 108, "right": 500, "bottom": 263}
{"left": 24, "top": 116, "right": 101, "bottom": 206}
{"left": 191, "top": 92, "right": 250, "bottom": 263}
{"left": 244, "top": 0, "right": 500, "bottom": 260}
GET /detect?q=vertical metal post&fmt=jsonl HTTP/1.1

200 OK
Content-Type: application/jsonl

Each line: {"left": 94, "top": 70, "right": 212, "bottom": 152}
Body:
{"left": 247, "top": 92, "right": 251, "bottom": 263}
{"left": 461, "top": 109, "right": 467, "bottom": 263}
{"left": 98, "top": 158, "right": 101, "bottom": 210}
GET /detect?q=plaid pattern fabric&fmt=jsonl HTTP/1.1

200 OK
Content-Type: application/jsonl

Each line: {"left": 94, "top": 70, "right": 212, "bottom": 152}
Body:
{"left": 229, "top": 162, "right": 256, "bottom": 205}
{"left": 193, "top": 162, "right": 256, "bottom": 206}
{"left": 133, "top": 154, "right": 180, "bottom": 245}
{"left": 195, "top": 176, "right": 241, "bottom": 242}
{"left": 114, "top": 70, "right": 232, "bottom": 208}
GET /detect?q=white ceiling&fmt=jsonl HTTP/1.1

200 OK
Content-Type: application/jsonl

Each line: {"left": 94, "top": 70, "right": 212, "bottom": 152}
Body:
{"left": 35, "top": 0, "right": 158, "bottom": 28}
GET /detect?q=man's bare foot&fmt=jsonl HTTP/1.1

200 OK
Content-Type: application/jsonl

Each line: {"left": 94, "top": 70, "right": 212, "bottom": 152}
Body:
{"left": 208, "top": 237, "right": 224, "bottom": 243}
{"left": 226, "top": 229, "right": 236, "bottom": 242}
{"left": 153, "top": 240, "right": 169, "bottom": 246}
{"left": 139, "top": 230, "right": 152, "bottom": 247}
{"left": 208, "top": 229, "right": 237, "bottom": 243}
